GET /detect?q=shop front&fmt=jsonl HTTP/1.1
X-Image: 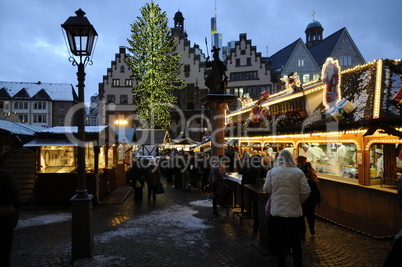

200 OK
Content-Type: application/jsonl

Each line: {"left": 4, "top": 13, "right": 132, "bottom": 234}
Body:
{"left": 225, "top": 58, "right": 402, "bottom": 236}
{"left": 24, "top": 126, "right": 118, "bottom": 204}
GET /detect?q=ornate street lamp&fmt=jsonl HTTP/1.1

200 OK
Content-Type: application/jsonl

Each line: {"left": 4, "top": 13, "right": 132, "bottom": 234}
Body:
{"left": 61, "top": 8, "right": 98, "bottom": 261}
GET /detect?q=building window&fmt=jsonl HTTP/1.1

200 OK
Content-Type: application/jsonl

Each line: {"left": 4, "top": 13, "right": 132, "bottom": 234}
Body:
{"left": 0, "top": 101, "right": 9, "bottom": 110}
{"left": 107, "top": 95, "right": 115, "bottom": 103}
{"left": 245, "top": 71, "right": 257, "bottom": 80}
{"left": 120, "top": 66, "right": 125, "bottom": 73}
{"left": 186, "top": 84, "right": 195, "bottom": 102}
{"left": 59, "top": 116, "right": 65, "bottom": 124}
{"left": 298, "top": 59, "right": 305, "bottom": 67}
{"left": 112, "top": 79, "right": 120, "bottom": 87}
{"left": 120, "top": 95, "right": 128, "bottom": 104}
{"left": 313, "top": 74, "right": 320, "bottom": 81}
{"left": 33, "top": 114, "right": 46, "bottom": 123}
{"left": 246, "top": 86, "right": 257, "bottom": 97}
{"left": 240, "top": 50, "right": 246, "bottom": 55}
{"left": 235, "top": 59, "right": 240, "bottom": 67}
{"left": 184, "top": 64, "right": 190, "bottom": 78}
{"left": 302, "top": 74, "right": 310, "bottom": 84}
{"left": 230, "top": 71, "right": 258, "bottom": 81}
{"left": 125, "top": 79, "right": 133, "bottom": 87}
{"left": 33, "top": 101, "right": 47, "bottom": 110}
{"left": 59, "top": 103, "right": 65, "bottom": 110}
{"left": 234, "top": 87, "right": 244, "bottom": 97}
{"left": 18, "top": 114, "right": 28, "bottom": 123}
{"left": 14, "top": 101, "right": 28, "bottom": 110}
{"left": 340, "top": 56, "right": 352, "bottom": 66}
{"left": 91, "top": 117, "right": 97, "bottom": 126}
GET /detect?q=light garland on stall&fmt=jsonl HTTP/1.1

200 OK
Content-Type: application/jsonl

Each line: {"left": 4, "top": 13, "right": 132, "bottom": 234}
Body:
{"left": 365, "top": 139, "right": 402, "bottom": 151}
{"left": 295, "top": 140, "right": 361, "bottom": 150}
{"left": 372, "top": 59, "right": 383, "bottom": 119}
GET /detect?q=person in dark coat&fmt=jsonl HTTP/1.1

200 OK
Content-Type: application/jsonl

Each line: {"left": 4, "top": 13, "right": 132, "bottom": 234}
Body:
{"left": 242, "top": 155, "right": 261, "bottom": 184}
{"left": 297, "top": 156, "right": 321, "bottom": 238}
{"left": 0, "top": 169, "right": 20, "bottom": 267}
{"left": 210, "top": 158, "right": 229, "bottom": 216}
{"left": 146, "top": 158, "right": 161, "bottom": 201}
{"left": 242, "top": 155, "right": 262, "bottom": 218}
{"left": 129, "top": 160, "right": 145, "bottom": 202}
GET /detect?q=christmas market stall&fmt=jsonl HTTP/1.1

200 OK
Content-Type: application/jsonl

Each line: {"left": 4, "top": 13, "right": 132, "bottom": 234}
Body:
{"left": 225, "top": 58, "right": 402, "bottom": 236}
{"left": 24, "top": 125, "right": 118, "bottom": 204}
{"left": 0, "top": 120, "right": 48, "bottom": 203}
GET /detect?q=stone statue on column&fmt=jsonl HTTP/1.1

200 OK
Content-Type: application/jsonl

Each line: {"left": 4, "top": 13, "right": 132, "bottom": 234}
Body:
{"left": 205, "top": 46, "right": 228, "bottom": 94}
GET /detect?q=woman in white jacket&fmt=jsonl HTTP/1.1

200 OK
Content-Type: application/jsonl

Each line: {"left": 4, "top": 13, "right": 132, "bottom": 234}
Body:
{"left": 263, "top": 149, "right": 311, "bottom": 267}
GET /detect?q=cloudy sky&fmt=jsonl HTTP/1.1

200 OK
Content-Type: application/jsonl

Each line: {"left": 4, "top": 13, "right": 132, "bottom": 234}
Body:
{"left": 1, "top": 0, "right": 401, "bottom": 102}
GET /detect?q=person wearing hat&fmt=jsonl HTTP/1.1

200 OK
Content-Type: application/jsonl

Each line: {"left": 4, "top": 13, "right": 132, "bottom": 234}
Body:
{"left": 375, "top": 149, "right": 384, "bottom": 178}
{"left": 300, "top": 144, "right": 321, "bottom": 162}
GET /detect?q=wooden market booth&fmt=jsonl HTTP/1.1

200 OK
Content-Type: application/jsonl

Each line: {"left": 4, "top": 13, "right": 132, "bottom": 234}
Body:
{"left": 225, "top": 58, "right": 402, "bottom": 236}
{"left": 24, "top": 126, "right": 118, "bottom": 204}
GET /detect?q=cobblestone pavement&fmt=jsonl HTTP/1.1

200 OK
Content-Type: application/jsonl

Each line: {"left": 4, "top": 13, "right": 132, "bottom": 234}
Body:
{"left": 12, "top": 180, "right": 395, "bottom": 267}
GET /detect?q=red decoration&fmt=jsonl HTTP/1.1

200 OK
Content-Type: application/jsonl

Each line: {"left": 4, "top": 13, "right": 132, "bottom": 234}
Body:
{"left": 392, "top": 87, "right": 402, "bottom": 104}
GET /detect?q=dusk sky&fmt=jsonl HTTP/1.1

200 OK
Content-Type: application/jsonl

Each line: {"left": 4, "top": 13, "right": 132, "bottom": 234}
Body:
{"left": 1, "top": 0, "right": 401, "bottom": 102}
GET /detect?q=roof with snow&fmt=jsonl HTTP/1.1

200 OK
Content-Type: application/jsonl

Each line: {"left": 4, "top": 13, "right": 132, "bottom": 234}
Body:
{"left": 0, "top": 119, "right": 48, "bottom": 145}
{"left": 0, "top": 119, "right": 47, "bottom": 136}
{"left": 0, "top": 81, "right": 78, "bottom": 101}
{"left": 23, "top": 125, "right": 116, "bottom": 147}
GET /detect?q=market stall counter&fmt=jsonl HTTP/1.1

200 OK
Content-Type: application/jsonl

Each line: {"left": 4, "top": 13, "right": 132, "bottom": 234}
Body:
{"left": 226, "top": 174, "right": 275, "bottom": 253}
{"left": 24, "top": 126, "right": 118, "bottom": 204}
{"left": 225, "top": 173, "right": 256, "bottom": 224}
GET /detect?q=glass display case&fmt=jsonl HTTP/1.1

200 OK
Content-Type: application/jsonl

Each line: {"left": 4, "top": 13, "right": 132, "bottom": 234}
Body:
{"left": 38, "top": 142, "right": 106, "bottom": 173}
{"left": 39, "top": 146, "right": 76, "bottom": 173}
{"left": 298, "top": 142, "right": 358, "bottom": 179}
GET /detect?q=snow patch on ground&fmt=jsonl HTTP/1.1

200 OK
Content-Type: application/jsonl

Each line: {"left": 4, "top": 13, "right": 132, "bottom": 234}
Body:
{"left": 189, "top": 198, "right": 213, "bottom": 207}
{"left": 16, "top": 213, "right": 70, "bottom": 228}
{"left": 95, "top": 204, "right": 211, "bottom": 245}
{"left": 73, "top": 255, "right": 126, "bottom": 267}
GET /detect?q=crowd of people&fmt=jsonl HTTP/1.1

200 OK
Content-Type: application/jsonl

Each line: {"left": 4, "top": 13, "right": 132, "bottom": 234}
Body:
{"left": 127, "top": 147, "right": 324, "bottom": 266}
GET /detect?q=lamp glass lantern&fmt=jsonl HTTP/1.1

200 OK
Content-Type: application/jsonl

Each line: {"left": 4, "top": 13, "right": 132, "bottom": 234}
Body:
{"left": 62, "top": 8, "right": 98, "bottom": 58}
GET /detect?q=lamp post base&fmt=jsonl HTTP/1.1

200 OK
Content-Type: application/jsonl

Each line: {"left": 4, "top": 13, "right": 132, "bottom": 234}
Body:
{"left": 70, "top": 193, "right": 94, "bottom": 261}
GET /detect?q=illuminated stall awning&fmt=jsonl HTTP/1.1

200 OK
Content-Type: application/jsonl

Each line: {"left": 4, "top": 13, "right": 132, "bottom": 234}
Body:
{"left": 24, "top": 139, "right": 88, "bottom": 147}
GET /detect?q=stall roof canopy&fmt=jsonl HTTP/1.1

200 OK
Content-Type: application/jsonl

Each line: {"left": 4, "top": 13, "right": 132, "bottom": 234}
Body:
{"left": 23, "top": 125, "right": 116, "bottom": 147}
{"left": 38, "top": 126, "right": 108, "bottom": 134}
{"left": 0, "top": 120, "right": 47, "bottom": 136}
{"left": 133, "top": 129, "right": 169, "bottom": 145}
{"left": 23, "top": 139, "right": 85, "bottom": 147}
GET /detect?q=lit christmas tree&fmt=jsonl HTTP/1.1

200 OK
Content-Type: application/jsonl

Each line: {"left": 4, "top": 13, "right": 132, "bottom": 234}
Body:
{"left": 126, "top": 2, "right": 185, "bottom": 129}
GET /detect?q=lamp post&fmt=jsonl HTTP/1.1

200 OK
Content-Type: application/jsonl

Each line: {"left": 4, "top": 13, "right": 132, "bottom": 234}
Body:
{"left": 61, "top": 8, "right": 98, "bottom": 261}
